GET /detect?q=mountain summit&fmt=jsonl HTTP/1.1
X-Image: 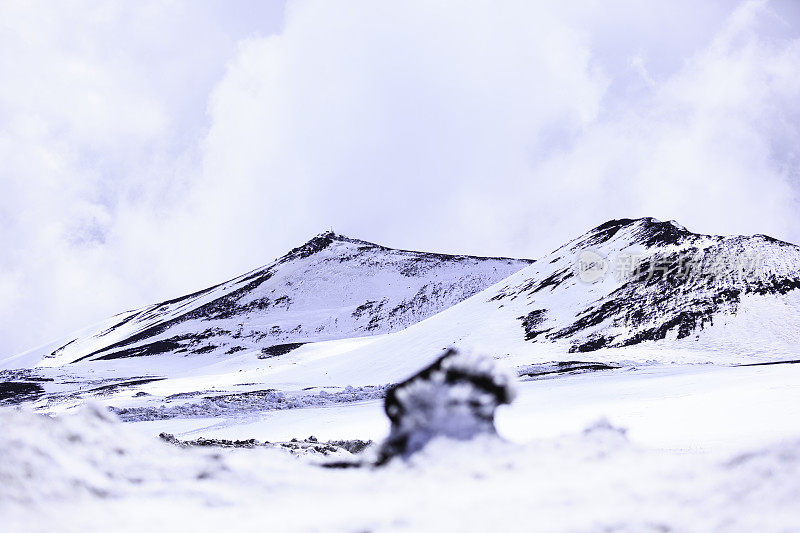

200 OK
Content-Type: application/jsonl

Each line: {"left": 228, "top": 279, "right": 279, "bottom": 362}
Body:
{"left": 14, "top": 231, "right": 531, "bottom": 367}
{"left": 500, "top": 217, "right": 800, "bottom": 353}
{"left": 378, "top": 216, "right": 800, "bottom": 362}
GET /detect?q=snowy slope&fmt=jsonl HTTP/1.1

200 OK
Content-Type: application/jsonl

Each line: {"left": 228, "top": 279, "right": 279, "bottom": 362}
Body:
{"left": 3, "top": 232, "right": 530, "bottom": 368}
{"left": 214, "top": 216, "right": 800, "bottom": 391}
{"left": 492, "top": 217, "right": 800, "bottom": 354}
{"left": 310, "top": 217, "right": 800, "bottom": 380}
{"left": 5, "top": 217, "right": 800, "bottom": 425}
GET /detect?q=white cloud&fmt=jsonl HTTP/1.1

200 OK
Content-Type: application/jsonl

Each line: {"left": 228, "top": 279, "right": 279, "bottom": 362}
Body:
{"left": 1, "top": 0, "right": 798, "bottom": 356}
{"left": 0, "top": 0, "right": 284, "bottom": 355}
{"left": 174, "top": 1, "right": 607, "bottom": 267}
{"left": 176, "top": 0, "right": 799, "bottom": 260}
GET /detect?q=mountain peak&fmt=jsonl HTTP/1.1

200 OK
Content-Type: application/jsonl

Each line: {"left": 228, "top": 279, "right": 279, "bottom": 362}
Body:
{"left": 590, "top": 216, "right": 690, "bottom": 235}
{"left": 582, "top": 217, "right": 794, "bottom": 251}
{"left": 279, "top": 231, "right": 376, "bottom": 262}
{"left": 312, "top": 229, "right": 378, "bottom": 245}
{"left": 25, "top": 226, "right": 532, "bottom": 366}
{"left": 315, "top": 229, "right": 343, "bottom": 240}
{"left": 575, "top": 217, "right": 695, "bottom": 250}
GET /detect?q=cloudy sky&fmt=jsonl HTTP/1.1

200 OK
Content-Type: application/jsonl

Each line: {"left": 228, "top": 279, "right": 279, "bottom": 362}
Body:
{"left": 1, "top": 0, "right": 799, "bottom": 356}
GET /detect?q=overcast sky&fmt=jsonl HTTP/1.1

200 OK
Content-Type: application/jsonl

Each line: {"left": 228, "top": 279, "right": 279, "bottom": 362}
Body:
{"left": 1, "top": 0, "right": 799, "bottom": 356}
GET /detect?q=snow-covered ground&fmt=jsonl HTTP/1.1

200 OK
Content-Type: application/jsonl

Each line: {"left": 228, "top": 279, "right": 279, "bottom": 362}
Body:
{"left": 122, "top": 362, "right": 800, "bottom": 454}
{"left": 4, "top": 363, "right": 800, "bottom": 533}
{"left": 4, "top": 364, "right": 800, "bottom": 532}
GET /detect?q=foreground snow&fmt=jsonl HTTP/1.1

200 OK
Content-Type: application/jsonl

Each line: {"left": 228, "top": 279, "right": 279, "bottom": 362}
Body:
{"left": 2, "top": 403, "right": 799, "bottom": 532}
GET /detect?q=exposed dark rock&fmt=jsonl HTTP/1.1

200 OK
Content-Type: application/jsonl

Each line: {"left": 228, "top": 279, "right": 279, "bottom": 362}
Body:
{"left": 191, "top": 345, "right": 218, "bottom": 355}
{"left": 517, "top": 361, "right": 620, "bottom": 379}
{"left": 635, "top": 218, "right": 691, "bottom": 247}
{"left": 736, "top": 359, "right": 800, "bottom": 367}
{"left": 519, "top": 309, "right": 548, "bottom": 340}
{"left": 0, "top": 382, "right": 44, "bottom": 404}
{"left": 522, "top": 268, "right": 574, "bottom": 295}
{"left": 579, "top": 218, "right": 636, "bottom": 247}
{"left": 87, "top": 377, "right": 166, "bottom": 395}
{"left": 225, "top": 346, "right": 247, "bottom": 355}
{"left": 90, "top": 340, "right": 184, "bottom": 361}
{"left": 569, "top": 335, "right": 614, "bottom": 353}
{"left": 158, "top": 432, "right": 372, "bottom": 457}
{"left": 259, "top": 343, "right": 306, "bottom": 359}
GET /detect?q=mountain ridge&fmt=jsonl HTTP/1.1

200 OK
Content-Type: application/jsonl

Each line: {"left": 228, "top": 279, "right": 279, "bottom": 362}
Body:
{"left": 5, "top": 218, "right": 800, "bottom": 372}
{"left": 8, "top": 230, "right": 533, "bottom": 368}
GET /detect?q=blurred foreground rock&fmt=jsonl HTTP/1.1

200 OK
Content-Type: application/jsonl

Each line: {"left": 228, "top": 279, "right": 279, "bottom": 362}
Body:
{"left": 374, "top": 348, "right": 515, "bottom": 465}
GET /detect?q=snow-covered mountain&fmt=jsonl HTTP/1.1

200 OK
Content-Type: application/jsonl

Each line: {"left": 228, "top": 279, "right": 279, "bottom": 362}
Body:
{"left": 5, "top": 231, "right": 531, "bottom": 368}
{"left": 490, "top": 217, "right": 800, "bottom": 354}
{"left": 285, "top": 217, "right": 800, "bottom": 384}
{"left": 4, "top": 216, "right": 800, "bottom": 439}
{"left": 7, "top": 217, "right": 800, "bottom": 374}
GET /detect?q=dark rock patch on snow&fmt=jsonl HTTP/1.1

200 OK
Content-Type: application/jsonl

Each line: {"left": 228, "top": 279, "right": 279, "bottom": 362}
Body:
{"left": 159, "top": 432, "right": 372, "bottom": 458}
{"left": 519, "top": 309, "right": 549, "bottom": 340}
{"left": 259, "top": 342, "right": 306, "bottom": 359}
{"left": 517, "top": 361, "right": 619, "bottom": 380}
{"left": 0, "top": 382, "right": 44, "bottom": 404}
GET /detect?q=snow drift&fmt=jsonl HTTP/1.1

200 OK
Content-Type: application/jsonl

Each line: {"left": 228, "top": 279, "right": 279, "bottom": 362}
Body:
{"left": 3, "top": 401, "right": 800, "bottom": 532}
